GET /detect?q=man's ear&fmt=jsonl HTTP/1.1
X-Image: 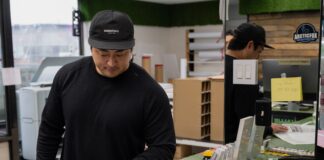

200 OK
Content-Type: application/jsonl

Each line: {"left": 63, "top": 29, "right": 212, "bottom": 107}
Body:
{"left": 246, "top": 40, "right": 255, "bottom": 50}
{"left": 129, "top": 54, "right": 134, "bottom": 62}
{"left": 129, "top": 48, "right": 134, "bottom": 62}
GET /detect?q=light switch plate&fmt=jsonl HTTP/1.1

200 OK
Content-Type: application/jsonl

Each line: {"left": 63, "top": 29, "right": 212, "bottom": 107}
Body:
{"left": 237, "top": 64, "right": 243, "bottom": 79}
{"left": 233, "top": 60, "right": 258, "bottom": 85}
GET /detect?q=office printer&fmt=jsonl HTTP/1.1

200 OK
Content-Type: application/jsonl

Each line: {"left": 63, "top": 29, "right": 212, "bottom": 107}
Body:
{"left": 18, "top": 57, "right": 81, "bottom": 160}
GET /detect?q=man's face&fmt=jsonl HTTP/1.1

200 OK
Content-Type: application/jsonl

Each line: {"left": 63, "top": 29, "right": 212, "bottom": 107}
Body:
{"left": 91, "top": 48, "right": 132, "bottom": 78}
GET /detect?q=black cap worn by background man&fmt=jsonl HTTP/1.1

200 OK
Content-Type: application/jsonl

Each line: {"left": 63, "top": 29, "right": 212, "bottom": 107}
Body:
{"left": 234, "top": 23, "right": 274, "bottom": 49}
{"left": 88, "top": 10, "right": 135, "bottom": 50}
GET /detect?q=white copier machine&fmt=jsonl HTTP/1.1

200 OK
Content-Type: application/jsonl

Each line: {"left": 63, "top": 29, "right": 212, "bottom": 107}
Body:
{"left": 18, "top": 57, "right": 81, "bottom": 160}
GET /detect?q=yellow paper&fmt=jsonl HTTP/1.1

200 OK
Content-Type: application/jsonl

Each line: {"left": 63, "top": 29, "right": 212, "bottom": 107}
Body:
{"left": 271, "top": 77, "right": 303, "bottom": 102}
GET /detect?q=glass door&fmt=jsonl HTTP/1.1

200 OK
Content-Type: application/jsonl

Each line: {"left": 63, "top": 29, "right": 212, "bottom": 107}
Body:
{"left": 9, "top": 0, "right": 80, "bottom": 159}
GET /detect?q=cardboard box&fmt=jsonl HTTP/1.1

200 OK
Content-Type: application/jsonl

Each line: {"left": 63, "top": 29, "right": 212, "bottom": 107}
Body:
{"left": 0, "top": 142, "right": 9, "bottom": 160}
{"left": 210, "top": 75, "right": 225, "bottom": 143}
{"left": 174, "top": 145, "right": 192, "bottom": 159}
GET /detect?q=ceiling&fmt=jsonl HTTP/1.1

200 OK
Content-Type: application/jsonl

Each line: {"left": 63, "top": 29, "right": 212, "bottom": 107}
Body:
{"left": 136, "top": 0, "right": 213, "bottom": 4}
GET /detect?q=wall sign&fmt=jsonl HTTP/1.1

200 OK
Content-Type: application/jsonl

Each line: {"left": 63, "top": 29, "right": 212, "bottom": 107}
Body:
{"left": 293, "top": 23, "right": 318, "bottom": 43}
{"left": 72, "top": 10, "right": 81, "bottom": 37}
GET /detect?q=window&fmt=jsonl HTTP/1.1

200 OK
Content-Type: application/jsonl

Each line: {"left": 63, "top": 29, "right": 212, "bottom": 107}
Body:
{"left": 10, "top": 0, "right": 79, "bottom": 87}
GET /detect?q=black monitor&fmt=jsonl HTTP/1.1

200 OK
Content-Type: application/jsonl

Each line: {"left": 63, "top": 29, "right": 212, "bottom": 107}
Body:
{"left": 262, "top": 58, "right": 319, "bottom": 103}
{"left": 316, "top": 128, "right": 324, "bottom": 158}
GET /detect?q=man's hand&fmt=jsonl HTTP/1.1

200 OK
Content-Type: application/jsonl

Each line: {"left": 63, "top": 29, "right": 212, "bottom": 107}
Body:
{"left": 271, "top": 124, "right": 288, "bottom": 133}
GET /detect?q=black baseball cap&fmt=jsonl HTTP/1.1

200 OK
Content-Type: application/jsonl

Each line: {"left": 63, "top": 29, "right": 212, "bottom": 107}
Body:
{"left": 234, "top": 23, "right": 274, "bottom": 49}
{"left": 88, "top": 10, "right": 135, "bottom": 50}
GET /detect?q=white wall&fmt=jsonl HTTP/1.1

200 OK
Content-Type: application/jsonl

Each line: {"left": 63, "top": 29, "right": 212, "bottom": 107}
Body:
{"left": 83, "top": 22, "right": 223, "bottom": 80}
{"left": 133, "top": 25, "right": 169, "bottom": 65}
{"left": 226, "top": 0, "right": 247, "bottom": 31}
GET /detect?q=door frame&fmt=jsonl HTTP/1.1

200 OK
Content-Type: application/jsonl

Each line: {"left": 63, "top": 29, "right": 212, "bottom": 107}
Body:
{"left": 0, "top": 0, "right": 20, "bottom": 160}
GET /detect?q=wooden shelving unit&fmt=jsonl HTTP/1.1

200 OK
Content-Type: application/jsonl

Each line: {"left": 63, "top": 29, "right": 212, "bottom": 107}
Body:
{"left": 173, "top": 77, "right": 211, "bottom": 140}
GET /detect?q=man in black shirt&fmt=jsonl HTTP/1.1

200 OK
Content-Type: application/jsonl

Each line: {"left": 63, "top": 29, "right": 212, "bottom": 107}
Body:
{"left": 37, "top": 10, "right": 176, "bottom": 160}
{"left": 224, "top": 23, "right": 288, "bottom": 143}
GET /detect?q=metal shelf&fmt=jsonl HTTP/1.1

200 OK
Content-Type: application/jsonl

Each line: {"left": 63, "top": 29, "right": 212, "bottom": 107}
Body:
{"left": 188, "top": 61, "right": 224, "bottom": 64}
{"left": 176, "top": 138, "right": 223, "bottom": 148}
{"left": 188, "top": 32, "right": 222, "bottom": 39}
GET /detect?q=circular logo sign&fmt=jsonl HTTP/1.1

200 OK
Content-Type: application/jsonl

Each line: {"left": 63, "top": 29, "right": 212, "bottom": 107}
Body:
{"left": 293, "top": 23, "right": 318, "bottom": 43}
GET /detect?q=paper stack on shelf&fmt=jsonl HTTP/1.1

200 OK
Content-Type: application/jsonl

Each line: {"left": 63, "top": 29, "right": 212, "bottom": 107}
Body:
{"left": 188, "top": 32, "right": 222, "bottom": 39}
{"left": 189, "top": 43, "right": 223, "bottom": 50}
{"left": 186, "top": 28, "right": 224, "bottom": 78}
{"left": 198, "top": 51, "right": 223, "bottom": 61}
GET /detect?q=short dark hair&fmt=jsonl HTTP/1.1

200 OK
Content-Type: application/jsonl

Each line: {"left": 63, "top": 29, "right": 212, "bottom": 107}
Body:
{"left": 227, "top": 36, "right": 250, "bottom": 50}
{"left": 225, "top": 29, "right": 234, "bottom": 36}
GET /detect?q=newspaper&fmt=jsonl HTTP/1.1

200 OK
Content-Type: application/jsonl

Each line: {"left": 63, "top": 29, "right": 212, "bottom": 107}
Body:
{"left": 274, "top": 124, "right": 315, "bottom": 145}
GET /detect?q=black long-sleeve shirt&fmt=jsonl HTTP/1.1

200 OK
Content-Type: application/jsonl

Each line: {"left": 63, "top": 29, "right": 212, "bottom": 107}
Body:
{"left": 224, "top": 55, "right": 271, "bottom": 143}
{"left": 37, "top": 57, "right": 176, "bottom": 160}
